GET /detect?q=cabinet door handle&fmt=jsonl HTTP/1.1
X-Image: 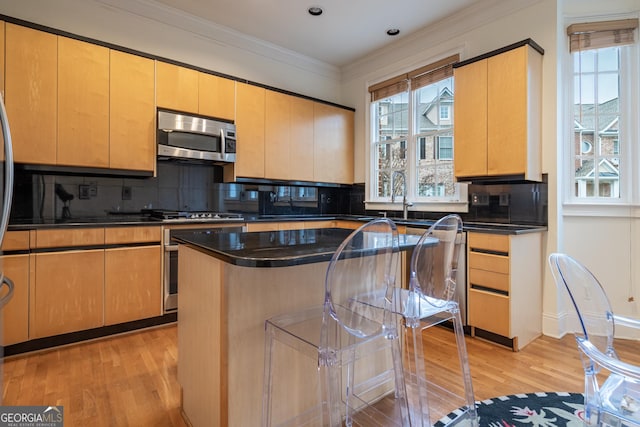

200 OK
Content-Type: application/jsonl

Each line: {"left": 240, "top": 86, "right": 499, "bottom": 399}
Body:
{"left": 0, "top": 275, "right": 14, "bottom": 308}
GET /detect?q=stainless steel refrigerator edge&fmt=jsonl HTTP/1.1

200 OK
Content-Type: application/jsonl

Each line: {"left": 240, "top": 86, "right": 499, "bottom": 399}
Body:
{"left": 0, "top": 92, "right": 15, "bottom": 402}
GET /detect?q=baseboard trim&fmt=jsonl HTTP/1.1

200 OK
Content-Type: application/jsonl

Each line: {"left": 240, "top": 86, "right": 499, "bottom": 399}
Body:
{"left": 2, "top": 312, "right": 178, "bottom": 357}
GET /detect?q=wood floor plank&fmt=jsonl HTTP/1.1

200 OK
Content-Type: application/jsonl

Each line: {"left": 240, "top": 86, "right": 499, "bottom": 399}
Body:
{"left": 3, "top": 323, "right": 639, "bottom": 426}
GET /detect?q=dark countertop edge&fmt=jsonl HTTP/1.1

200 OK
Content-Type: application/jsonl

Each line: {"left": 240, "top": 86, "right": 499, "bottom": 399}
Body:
{"left": 8, "top": 215, "right": 547, "bottom": 234}
{"left": 179, "top": 242, "right": 336, "bottom": 268}
{"left": 175, "top": 229, "right": 423, "bottom": 268}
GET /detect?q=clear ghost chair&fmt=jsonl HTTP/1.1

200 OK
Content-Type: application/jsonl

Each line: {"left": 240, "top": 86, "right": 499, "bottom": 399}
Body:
{"left": 262, "top": 218, "right": 412, "bottom": 427}
{"left": 402, "top": 214, "right": 477, "bottom": 426}
{"left": 549, "top": 253, "right": 640, "bottom": 427}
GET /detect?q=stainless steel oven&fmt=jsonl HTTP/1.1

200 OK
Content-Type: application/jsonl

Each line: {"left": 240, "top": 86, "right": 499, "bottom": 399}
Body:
{"left": 162, "top": 219, "right": 244, "bottom": 313}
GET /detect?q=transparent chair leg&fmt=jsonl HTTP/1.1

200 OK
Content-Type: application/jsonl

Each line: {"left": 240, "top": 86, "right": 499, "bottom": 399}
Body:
{"left": 452, "top": 309, "right": 478, "bottom": 426}
{"left": 345, "top": 346, "right": 357, "bottom": 427}
{"left": 408, "top": 324, "right": 431, "bottom": 426}
{"left": 262, "top": 323, "right": 275, "bottom": 427}
{"left": 390, "top": 333, "right": 412, "bottom": 425}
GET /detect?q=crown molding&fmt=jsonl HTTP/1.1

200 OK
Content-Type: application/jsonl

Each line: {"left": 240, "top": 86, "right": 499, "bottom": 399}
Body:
{"left": 95, "top": 0, "right": 340, "bottom": 81}
{"left": 341, "top": 0, "right": 542, "bottom": 81}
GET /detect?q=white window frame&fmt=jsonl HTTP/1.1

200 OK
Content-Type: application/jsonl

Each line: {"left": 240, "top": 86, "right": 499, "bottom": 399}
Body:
{"left": 563, "top": 18, "right": 639, "bottom": 208}
{"left": 365, "top": 59, "right": 468, "bottom": 213}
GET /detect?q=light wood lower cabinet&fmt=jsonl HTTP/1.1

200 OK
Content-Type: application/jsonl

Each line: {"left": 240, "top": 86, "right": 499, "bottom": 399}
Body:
{"left": 467, "top": 231, "right": 542, "bottom": 351}
{"left": 1, "top": 254, "right": 30, "bottom": 346}
{"left": 1, "top": 231, "right": 31, "bottom": 346}
{"left": 31, "top": 249, "right": 105, "bottom": 339}
{"left": 105, "top": 245, "right": 162, "bottom": 325}
{"left": 27, "top": 226, "right": 163, "bottom": 340}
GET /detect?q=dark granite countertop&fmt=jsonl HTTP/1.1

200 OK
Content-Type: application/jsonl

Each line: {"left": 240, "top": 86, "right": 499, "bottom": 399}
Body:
{"left": 7, "top": 213, "right": 547, "bottom": 235}
{"left": 172, "top": 227, "right": 424, "bottom": 268}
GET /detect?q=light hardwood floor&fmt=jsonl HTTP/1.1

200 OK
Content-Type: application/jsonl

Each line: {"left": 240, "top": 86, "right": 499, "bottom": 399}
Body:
{"left": 2, "top": 324, "right": 640, "bottom": 426}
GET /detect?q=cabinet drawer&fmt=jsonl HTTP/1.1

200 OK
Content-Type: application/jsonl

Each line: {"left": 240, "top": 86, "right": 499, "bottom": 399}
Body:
{"left": 468, "top": 251, "right": 509, "bottom": 274}
{"left": 35, "top": 228, "right": 105, "bottom": 248}
{"left": 468, "top": 288, "right": 510, "bottom": 337}
{"left": 469, "top": 268, "right": 509, "bottom": 293}
{"left": 105, "top": 226, "right": 161, "bottom": 244}
{"left": 2, "top": 230, "right": 30, "bottom": 251}
{"left": 468, "top": 233, "right": 509, "bottom": 253}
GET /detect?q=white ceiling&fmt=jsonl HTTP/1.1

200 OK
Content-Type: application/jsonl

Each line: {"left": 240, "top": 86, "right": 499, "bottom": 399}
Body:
{"left": 149, "top": 0, "right": 482, "bottom": 67}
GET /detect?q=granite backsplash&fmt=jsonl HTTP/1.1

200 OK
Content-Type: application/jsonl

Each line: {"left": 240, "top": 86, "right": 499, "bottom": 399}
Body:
{"left": 10, "top": 162, "right": 547, "bottom": 226}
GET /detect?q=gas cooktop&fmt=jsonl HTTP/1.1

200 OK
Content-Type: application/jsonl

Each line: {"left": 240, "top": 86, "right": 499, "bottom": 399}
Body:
{"left": 149, "top": 209, "right": 244, "bottom": 222}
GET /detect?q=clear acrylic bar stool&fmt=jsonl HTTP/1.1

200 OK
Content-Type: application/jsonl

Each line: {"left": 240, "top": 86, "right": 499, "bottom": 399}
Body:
{"left": 262, "top": 218, "right": 413, "bottom": 426}
{"left": 403, "top": 214, "right": 477, "bottom": 426}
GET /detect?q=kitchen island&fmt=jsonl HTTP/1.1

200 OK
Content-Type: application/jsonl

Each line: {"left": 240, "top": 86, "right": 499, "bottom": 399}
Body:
{"left": 173, "top": 227, "right": 420, "bottom": 427}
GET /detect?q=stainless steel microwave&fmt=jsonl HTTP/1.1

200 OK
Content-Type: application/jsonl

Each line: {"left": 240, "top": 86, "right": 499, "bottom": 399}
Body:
{"left": 157, "top": 109, "right": 236, "bottom": 163}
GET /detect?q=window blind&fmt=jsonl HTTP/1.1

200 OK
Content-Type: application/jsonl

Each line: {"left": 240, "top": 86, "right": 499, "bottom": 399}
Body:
{"left": 368, "top": 75, "right": 408, "bottom": 101}
{"left": 368, "top": 54, "right": 459, "bottom": 101}
{"left": 567, "top": 18, "right": 639, "bottom": 52}
{"left": 408, "top": 54, "right": 459, "bottom": 90}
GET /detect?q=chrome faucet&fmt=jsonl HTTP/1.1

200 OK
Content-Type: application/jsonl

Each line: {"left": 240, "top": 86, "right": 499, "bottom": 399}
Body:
{"left": 390, "top": 171, "right": 413, "bottom": 220}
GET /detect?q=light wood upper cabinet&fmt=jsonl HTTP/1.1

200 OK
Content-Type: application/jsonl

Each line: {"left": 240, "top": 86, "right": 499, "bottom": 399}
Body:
{"left": 264, "top": 91, "right": 315, "bottom": 181}
{"left": 487, "top": 45, "right": 541, "bottom": 178}
{"left": 235, "top": 82, "right": 265, "bottom": 178}
{"left": 453, "top": 59, "right": 487, "bottom": 178}
{"left": 110, "top": 50, "right": 156, "bottom": 172}
{"left": 5, "top": 23, "right": 58, "bottom": 165}
{"left": 157, "top": 63, "right": 236, "bottom": 119}
{"left": 290, "top": 96, "right": 315, "bottom": 182}
{"left": 57, "top": 36, "right": 110, "bottom": 168}
{"left": 314, "top": 103, "right": 354, "bottom": 184}
{"left": 265, "top": 90, "right": 291, "bottom": 180}
{"left": 156, "top": 62, "right": 199, "bottom": 113}
{"left": 199, "top": 73, "right": 235, "bottom": 121}
{"left": 454, "top": 42, "right": 542, "bottom": 181}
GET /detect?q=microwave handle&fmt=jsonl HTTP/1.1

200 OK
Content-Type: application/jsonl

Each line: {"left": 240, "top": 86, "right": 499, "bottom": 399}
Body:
{"left": 220, "top": 128, "right": 226, "bottom": 155}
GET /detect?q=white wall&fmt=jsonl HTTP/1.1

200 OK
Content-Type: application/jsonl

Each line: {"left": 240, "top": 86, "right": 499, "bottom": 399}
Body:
{"left": 0, "top": 0, "right": 344, "bottom": 103}
{"left": 341, "top": 0, "right": 566, "bottom": 337}
{"left": 557, "top": 0, "right": 640, "bottom": 340}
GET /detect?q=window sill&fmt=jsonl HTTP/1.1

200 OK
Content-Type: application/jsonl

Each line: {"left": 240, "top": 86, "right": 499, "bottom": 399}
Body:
{"left": 365, "top": 200, "right": 469, "bottom": 213}
{"left": 562, "top": 203, "right": 640, "bottom": 218}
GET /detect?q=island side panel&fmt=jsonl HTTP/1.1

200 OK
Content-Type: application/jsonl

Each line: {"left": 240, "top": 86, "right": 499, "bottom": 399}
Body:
{"left": 177, "top": 245, "right": 227, "bottom": 427}
{"left": 225, "top": 261, "right": 328, "bottom": 426}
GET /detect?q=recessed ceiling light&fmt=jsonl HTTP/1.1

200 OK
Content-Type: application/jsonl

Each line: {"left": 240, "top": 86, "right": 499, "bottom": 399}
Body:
{"left": 308, "top": 6, "right": 323, "bottom": 16}
{"left": 387, "top": 28, "right": 400, "bottom": 36}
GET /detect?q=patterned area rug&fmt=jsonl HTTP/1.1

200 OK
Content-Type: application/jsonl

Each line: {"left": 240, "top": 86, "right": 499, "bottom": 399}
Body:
{"left": 435, "top": 392, "right": 586, "bottom": 427}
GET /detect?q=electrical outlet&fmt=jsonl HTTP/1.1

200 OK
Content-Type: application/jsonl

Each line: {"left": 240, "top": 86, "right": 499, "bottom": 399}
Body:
{"left": 499, "top": 193, "right": 510, "bottom": 206}
{"left": 88, "top": 181, "right": 98, "bottom": 197}
{"left": 78, "top": 184, "right": 90, "bottom": 200}
{"left": 122, "top": 186, "right": 132, "bottom": 200}
{"left": 471, "top": 193, "right": 489, "bottom": 206}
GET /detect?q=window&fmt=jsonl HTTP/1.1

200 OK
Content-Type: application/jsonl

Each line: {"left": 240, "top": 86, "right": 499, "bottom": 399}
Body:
{"left": 439, "top": 105, "right": 450, "bottom": 120}
{"left": 369, "top": 55, "right": 460, "bottom": 203}
{"left": 436, "top": 136, "right": 453, "bottom": 160}
{"left": 568, "top": 18, "right": 638, "bottom": 201}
